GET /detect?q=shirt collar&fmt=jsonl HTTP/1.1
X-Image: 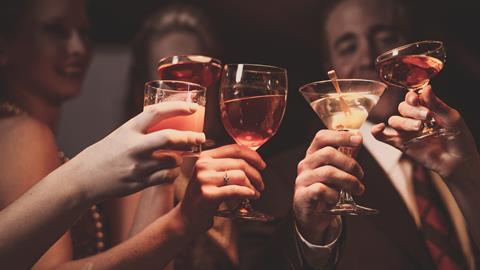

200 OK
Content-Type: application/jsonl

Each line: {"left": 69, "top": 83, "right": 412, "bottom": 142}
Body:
{"left": 360, "top": 121, "right": 402, "bottom": 173}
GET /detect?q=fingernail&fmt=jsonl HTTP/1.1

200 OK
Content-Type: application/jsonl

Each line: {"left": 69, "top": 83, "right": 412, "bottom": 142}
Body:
{"left": 359, "top": 169, "right": 365, "bottom": 180}
{"left": 350, "top": 135, "right": 362, "bottom": 145}
{"left": 412, "top": 120, "right": 422, "bottom": 130}
{"left": 420, "top": 110, "right": 429, "bottom": 120}
{"left": 188, "top": 103, "right": 199, "bottom": 112}
{"left": 358, "top": 184, "right": 366, "bottom": 195}
{"left": 261, "top": 161, "right": 267, "bottom": 169}
{"left": 197, "top": 133, "right": 206, "bottom": 143}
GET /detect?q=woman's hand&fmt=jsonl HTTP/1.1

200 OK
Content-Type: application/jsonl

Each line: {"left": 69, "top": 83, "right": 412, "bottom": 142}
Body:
{"left": 62, "top": 101, "right": 206, "bottom": 202}
{"left": 177, "top": 144, "right": 266, "bottom": 235}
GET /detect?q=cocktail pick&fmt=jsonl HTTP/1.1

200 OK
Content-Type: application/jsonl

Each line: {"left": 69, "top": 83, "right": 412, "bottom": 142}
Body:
{"left": 328, "top": 70, "right": 351, "bottom": 115}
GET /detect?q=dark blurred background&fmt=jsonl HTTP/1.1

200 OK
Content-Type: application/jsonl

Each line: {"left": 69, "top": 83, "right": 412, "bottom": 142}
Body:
{"left": 58, "top": 0, "right": 480, "bottom": 157}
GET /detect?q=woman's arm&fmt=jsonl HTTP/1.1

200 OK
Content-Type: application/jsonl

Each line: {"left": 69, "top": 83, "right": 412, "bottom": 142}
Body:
{"left": 0, "top": 115, "right": 75, "bottom": 269}
{"left": 0, "top": 102, "right": 206, "bottom": 269}
{"left": 42, "top": 144, "right": 264, "bottom": 270}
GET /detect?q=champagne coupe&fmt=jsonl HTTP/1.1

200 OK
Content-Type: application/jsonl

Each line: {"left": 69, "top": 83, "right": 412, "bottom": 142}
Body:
{"left": 144, "top": 80, "right": 206, "bottom": 156}
{"left": 375, "top": 40, "right": 457, "bottom": 147}
{"left": 217, "top": 64, "right": 288, "bottom": 221}
{"left": 157, "top": 55, "right": 222, "bottom": 148}
{"left": 299, "top": 79, "right": 387, "bottom": 215}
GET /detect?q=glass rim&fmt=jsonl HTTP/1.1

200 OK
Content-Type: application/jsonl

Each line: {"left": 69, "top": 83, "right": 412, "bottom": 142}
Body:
{"left": 223, "top": 63, "right": 287, "bottom": 73}
{"left": 375, "top": 40, "right": 444, "bottom": 62}
{"left": 299, "top": 78, "right": 387, "bottom": 94}
{"left": 144, "top": 79, "right": 206, "bottom": 93}
{"left": 157, "top": 54, "right": 222, "bottom": 65}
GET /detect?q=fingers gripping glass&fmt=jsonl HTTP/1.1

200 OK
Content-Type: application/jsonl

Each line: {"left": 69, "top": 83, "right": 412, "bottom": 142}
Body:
{"left": 144, "top": 80, "right": 206, "bottom": 156}
{"left": 299, "top": 79, "right": 387, "bottom": 216}
{"left": 375, "top": 40, "right": 459, "bottom": 147}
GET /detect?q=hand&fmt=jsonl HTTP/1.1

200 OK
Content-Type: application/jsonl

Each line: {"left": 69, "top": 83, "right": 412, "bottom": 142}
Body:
{"left": 372, "top": 85, "right": 479, "bottom": 179}
{"left": 178, "top": 144, "right": 266, "bottom": 234}
{"left": 63, "top": 101, "right": 206, "bottom": 202}
{"left": 294, "top": 130, "right": 364, "bottom": 244}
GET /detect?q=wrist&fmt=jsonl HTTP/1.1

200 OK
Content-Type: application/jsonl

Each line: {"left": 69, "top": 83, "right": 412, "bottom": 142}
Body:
{"left": 168, "top": 204, "right": 196, "bottom": 239}
{"left": 295, "top": 216, "right": 335, "bottom": 245}
{"left": 43, "top": 165, "right": 92, "bottom": 212}
{"left": 445, "top": 154, "right": 480, "bottom": 187}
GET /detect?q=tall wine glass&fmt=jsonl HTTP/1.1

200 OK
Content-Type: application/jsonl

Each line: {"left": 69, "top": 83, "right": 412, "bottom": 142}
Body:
{"left": 217, "top": 64, "right": 288, "bottom": 221}
{"left": 299, "top": 79, "right": 387, "bottom": 215}
{"left": 157, "top": 55, "right": 222, "bottom": 147}
{"left": 375, "top": 40, "right": 458, "bottom": 147}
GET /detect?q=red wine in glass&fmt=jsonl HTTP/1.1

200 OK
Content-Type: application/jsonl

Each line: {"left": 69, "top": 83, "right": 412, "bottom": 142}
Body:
{"left": 157, "top": 56, "right": 222, "bottom": 88}
{"left": 221, "top": 94, "right": 286, "bottom": 150}
{"left": 375, "top": 40, "right": 457, "bottom": 147}
{"left": 217, "top": 63, "right": 288, "bottom": 222}
{"left": 157, "top": 55, "right": 222, "bottom": 148}
{"left": 377, "top": 55, "right": 443, "bottom": 90}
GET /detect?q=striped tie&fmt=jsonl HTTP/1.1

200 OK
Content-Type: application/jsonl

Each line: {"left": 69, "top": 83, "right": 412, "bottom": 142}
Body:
{"left": 412, "top": 161, "right": 467, "bottom": 270}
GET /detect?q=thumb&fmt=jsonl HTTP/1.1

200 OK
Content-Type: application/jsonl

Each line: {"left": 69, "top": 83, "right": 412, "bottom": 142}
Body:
{"left": 127, "top": 101, "right": 200, "bottom": 132}
{"left": 371, "top": 122, "right": 406, "bottom": 150}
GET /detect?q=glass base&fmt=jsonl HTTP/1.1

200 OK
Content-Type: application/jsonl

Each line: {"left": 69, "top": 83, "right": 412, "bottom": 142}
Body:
{"left": 404, "top": 128, "right": 459, "bottom": 148}
{"left": 215, "top": 200, "right": 274, "bottom": 221}
{"left": 326, "top": 203, "right": 379, "bottom": 216}
{"left": 215, "top": 209, "right": 274, "bottom": 221}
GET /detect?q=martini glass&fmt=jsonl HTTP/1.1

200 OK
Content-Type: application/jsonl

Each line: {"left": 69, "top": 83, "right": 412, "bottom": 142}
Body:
{"left": 375, "top": 40, "right": 458, "bottom": 147}
{"left": 216, "top": 64, "right": 288, "bottom": 221}
{"left": 299, "top": 79, "right": 387, "bottom": 215}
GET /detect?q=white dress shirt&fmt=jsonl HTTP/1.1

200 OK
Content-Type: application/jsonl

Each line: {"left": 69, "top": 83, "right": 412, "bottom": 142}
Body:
{"left": 298, "top": 121, "right": 475, "bottom": 269}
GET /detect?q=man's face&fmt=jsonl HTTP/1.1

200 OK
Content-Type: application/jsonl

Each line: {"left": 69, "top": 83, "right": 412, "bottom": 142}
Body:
{"left": 325, "top": 0, "right": 406, "bottom": 80}
{"left": 324, "top": 0, "right": 408, "bottom": 121}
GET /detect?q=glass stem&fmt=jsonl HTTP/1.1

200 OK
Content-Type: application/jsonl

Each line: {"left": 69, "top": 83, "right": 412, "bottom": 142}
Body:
{"left": 339, "top": 190, "right": 356, "bottom": 204}
{"left": 413, "top": 88, "right": 436, "bottom": 133}
{"left": 236, "top": 199, "right": 252, "bottom": 215}
{"left": 337, "top": 146, "right": 358, "bottom": 206}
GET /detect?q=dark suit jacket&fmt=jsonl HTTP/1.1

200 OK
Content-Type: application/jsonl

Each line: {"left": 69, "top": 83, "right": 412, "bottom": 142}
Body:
{"left": 218, "top": 143, "right": 338, "bottom": 270}
{"left": 256, "top": 144, "right": 480, "bottom": 270}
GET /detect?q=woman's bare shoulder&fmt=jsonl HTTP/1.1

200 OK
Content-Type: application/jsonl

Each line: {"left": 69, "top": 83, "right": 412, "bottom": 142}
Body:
{"left": 0, "top": 115, "right": 61, "bottom": 206}
{"left": 0, "top": 115, "right": 57, "bottom": 150}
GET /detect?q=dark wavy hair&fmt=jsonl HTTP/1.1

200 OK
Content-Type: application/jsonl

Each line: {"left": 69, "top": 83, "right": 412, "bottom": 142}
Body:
{"left": 125, "top": 4, "right": 221, "bottom": 119}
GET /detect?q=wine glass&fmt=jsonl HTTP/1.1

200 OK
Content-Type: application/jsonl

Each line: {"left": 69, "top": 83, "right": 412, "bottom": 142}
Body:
{"left": 375, "top": 40, "right": 458, "bottom": 147}
{"left": 157, "top": 55, "right": 222, "bottom": 88}
{"left": 299, "top": 79, "right": 387, "bottom": 215}
{"left": 157, "top": 55, "right": 222, "bottom": 148}
{"left": 217, "top": 64, "right": 288, "bottom": 221}
{"left": 144, "top": 80, "right": 206, "bottom": 156}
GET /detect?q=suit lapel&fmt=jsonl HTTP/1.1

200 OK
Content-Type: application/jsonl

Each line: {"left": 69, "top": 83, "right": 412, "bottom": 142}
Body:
{"left": 355, "top": 147, "right": 434, "bottom": 269}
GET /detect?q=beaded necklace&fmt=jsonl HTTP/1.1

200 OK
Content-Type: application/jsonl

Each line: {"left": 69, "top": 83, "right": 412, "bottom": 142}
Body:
{"left": 0, "top": 101, "right": 106, "bottom": 254}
